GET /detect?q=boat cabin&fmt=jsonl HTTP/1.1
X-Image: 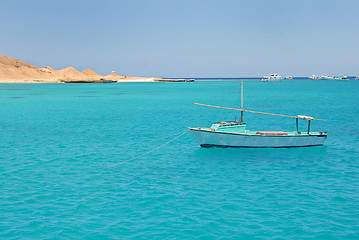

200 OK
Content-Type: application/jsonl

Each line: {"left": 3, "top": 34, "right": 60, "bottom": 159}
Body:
{"left": 209, "top": 121, "right": 246, "bottom": 133}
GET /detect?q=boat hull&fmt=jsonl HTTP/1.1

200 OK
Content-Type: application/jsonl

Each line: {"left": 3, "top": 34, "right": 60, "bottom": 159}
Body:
{"left": 189, "top": 129, "right": 326, "bottom": 148}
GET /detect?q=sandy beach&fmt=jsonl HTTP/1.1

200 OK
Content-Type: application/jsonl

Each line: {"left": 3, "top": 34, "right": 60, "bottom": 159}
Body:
{"left": 0, "top": 55, "right": 157, "bottom": 83}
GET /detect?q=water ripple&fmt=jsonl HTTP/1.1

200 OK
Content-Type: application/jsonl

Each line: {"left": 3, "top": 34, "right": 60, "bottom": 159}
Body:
{"left": 1, "top": 81, "right": 358, "bottom": 239}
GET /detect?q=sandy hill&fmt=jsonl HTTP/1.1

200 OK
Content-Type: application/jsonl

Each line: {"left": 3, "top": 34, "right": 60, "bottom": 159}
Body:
{"left": 0, "top": 55, "right": 104, "bottom": 82}
{"left": 0, "top": 54, "right": 156, "bottom": 83}
{"left": 56, "top": 67, "right": 81, "bottom": 76}
{"left": 0, "top": 55, "right": 38, "bottom": 69}
{"left": 0, "top": 55, "right": 46, "bottom": 81}
{"left": 58, "top": 67, "right": 81, "bottom": 75}
{"left": 82, "top": 69, "right": 100, "bottom": 76}
{"left": 40, "top": 66, "right": 56, "bottom": 73}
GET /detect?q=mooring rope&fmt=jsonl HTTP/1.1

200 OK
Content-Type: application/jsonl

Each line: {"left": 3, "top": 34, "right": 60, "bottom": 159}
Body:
{"left": 99, "top": 129, "right": 189, "bottom": 171}
{"left": 142, "top": 129, "right": 190, "bottom": 145}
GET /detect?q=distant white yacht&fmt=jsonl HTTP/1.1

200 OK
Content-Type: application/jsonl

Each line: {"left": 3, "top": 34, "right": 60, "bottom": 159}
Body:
{"left": 308, "top": 75, "right": 334, "bottom": 80}
{"left": 334, "top": 75, "right": 348, "bottom": 81}
{"left": 285, "top": 76, "right": 293, "bottom": 80}
{"left": 262, "top": 74, "right": 283, "bottom": 82}
{"left": 308, "top": 75, "right": 320, "bottom": 80}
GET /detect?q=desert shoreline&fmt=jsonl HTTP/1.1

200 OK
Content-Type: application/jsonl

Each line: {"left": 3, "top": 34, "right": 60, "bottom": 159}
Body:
{"left": 0, "top": 78, "right": 196, "bottom": 83}
{"left": 0, "top": 55, "right": 164, "bottom": 83}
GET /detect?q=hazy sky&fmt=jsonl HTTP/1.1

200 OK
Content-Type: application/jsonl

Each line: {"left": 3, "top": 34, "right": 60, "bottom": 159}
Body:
{"left": 1, "top": 0, "right": 358, "bottom": 77}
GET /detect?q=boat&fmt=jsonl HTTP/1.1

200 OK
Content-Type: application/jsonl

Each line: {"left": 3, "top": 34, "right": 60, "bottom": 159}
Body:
{"left": 334, "top": 75, "right": 348, "bottom": 81}
{"left": 309, "top": 75, "right": 321, "bottom": 80}
{"left": 308, "top": 75, "right": 334, "bottom": 80}
{"left": 285, "top": 76, "right": 293, "bottom": 80}
{"left": 189, "top": 81, "right": 327, "bottom": 148}
{"left": 261, "top": 74, "right": 283, "bottom": 82}
{"left": 321, "top": 75, "right": 334, "bottom": 80}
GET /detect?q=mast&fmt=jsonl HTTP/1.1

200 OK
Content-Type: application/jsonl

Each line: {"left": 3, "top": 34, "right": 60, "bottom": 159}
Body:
{"left": 296, "top": 118, "right": 299, "bottom": 133}
{"left": 240, "top": 80, "right": 244, "bottom": 123}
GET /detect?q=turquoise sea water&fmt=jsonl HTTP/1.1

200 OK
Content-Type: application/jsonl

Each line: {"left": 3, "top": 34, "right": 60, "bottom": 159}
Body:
{"left": 1, "top": 80, "right": 358, "bottom": 239}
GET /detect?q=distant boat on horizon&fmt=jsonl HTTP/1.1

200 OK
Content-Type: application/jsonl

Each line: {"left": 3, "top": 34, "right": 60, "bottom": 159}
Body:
{"left": 261, "top": 74, "right": 283, "bottom": 82}
{"left": 334, "top": 75, "right": 349, "bottom": 81}
{"left": 308, "top": 75, "right": 334, "bottom": 80}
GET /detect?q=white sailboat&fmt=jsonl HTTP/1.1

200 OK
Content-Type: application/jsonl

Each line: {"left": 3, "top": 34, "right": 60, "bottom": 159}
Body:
{"left": 190, "top": 81, "right": 327, "bottom": 148}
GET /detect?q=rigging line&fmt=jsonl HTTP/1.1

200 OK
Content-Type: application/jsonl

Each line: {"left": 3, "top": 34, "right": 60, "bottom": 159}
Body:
{"left": 221, "top": 86, "right": 241, "bottom": 108}
{"left": 142, "top": 129, "right": 189, "bottom": 145}
{"left": 98, "top": 129, "right": 189, "bottom": 171}
{"left": 220, "top": 85, "right": 241, "bottom": 120}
